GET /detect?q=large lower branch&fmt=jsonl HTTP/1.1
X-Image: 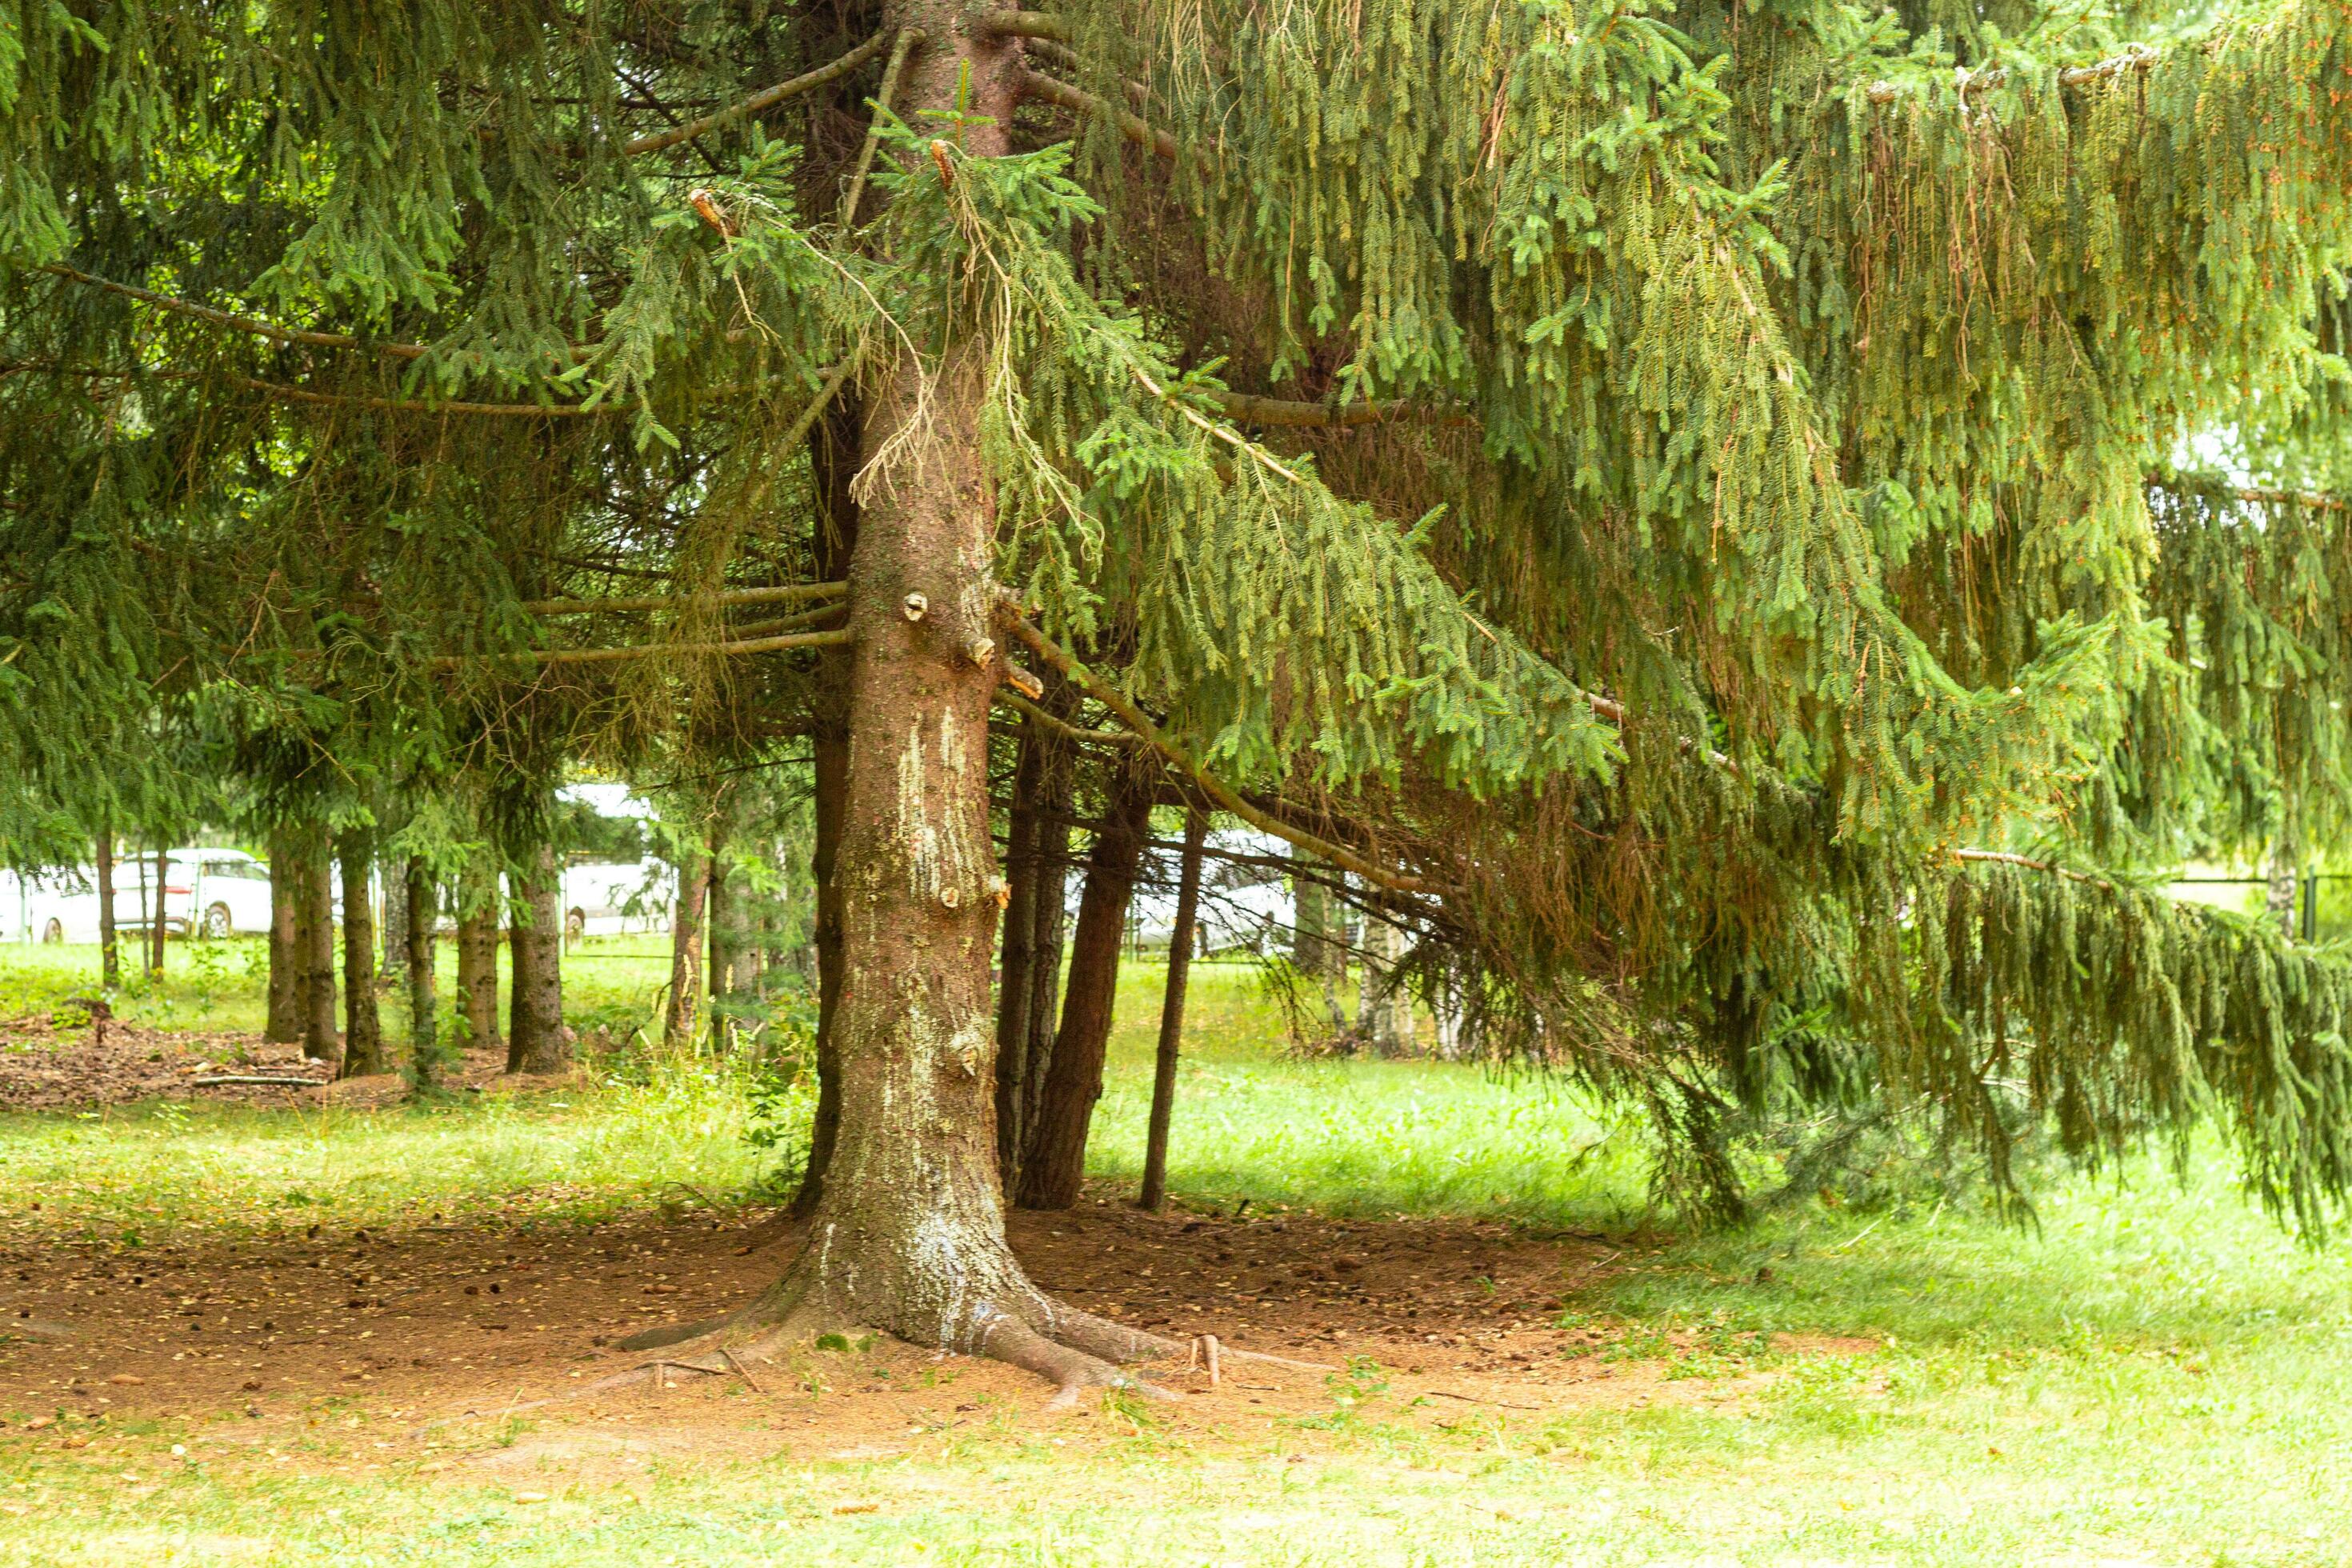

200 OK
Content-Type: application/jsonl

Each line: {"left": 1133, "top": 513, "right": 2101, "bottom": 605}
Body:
{"left": 998, "top": 604, "right": 1425, "bottom": 894}
{"left": 623, "top": 32, "right": 894, "bottom": 155}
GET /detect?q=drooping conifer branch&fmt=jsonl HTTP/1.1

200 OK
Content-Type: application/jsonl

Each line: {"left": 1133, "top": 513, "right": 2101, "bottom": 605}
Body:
{"left": 1015, "top": 70, "right": 1178, "bottom": 160}
{"left": 1864, "top": 44, "right": 2160, "bottom": 102}
{"left": 430, "top": 627, "right": 855, "bottom": 669}
{"left": 2, "top": 361, "right": 614, "bottom": 418}
{"left": 524, "top": 582, "right": 846, "bottom": 616}
{"left": 43, "top": 266, "right": 431, "bottom": 360}
{"left": 621, "top": 32, "right": 895, "bottom": 156}
{"left": 999, "top": 602, "right": 1426, "bottom": 893}
{"left": 995, "top": 687, "right": 1140, "bottom": 747}
{"left": 971, "top": 11, "right": 1071, "bottom": 42}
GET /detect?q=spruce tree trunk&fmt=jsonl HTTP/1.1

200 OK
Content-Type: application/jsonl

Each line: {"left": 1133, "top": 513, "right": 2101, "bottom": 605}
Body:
{"left": 663, "top": 842, "right": 707, "bottom": 1049}
{"left": 1018, "top": 768, "right": 1153, "bottom": 1210}
{"left": 94, "top": 826, "right": 119, "bottom": 991}
{"left": 506, "top": 842, "right": 567, "bottom": 1074}
{"left": 622, "top": 9, "right": 1178, "bottom": 1397}
{"left": 337, "top": 832, "right": 385, "bottom": 1078}
{"left": 792, "top": 393, "right": 859, "bottom": 1218}
{"left": 265, "top": 829, "right": 300, "bottom": 1042}
{"left": 406, "top": 859, "right": 438, "bottom": 1083}
{"left": 299, "top": 831, "right": 338, "bottom": 1063}
{"left": 1138, "top": 810, "right": 1206, "bottom": 1212}
{"left": 456, "top": 856, "right": 502, "bottom": 1057}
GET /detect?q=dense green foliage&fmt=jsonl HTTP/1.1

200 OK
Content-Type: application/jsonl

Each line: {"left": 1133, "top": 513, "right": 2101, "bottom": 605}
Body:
{"left": 3, "top": 0, "right": 2351, "bottom": 1226}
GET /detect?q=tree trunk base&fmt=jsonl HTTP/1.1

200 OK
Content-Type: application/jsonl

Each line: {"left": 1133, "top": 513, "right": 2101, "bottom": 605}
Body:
{"left": 613, "top": 1243, "right": 1184, "bottom": 1406}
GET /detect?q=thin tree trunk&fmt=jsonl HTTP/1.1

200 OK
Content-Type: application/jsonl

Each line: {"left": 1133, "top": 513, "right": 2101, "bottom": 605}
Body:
{"left": 705, "top": 821, "right": 735, "bottom": 1050}
{"left": 1138, "top": 810, "right": 1206, "bottom": 1212}
{"left": 663, "top": 842, "right": 707, "bottom": 1049}
{"left": 265, "top": 828, "right": 300, "bottom": 1042}
{"left": 300, "top": 830, "right": 338, "bottom": 1063}
{"left": 1018, "top": 766, "right": 1154, "bottom": 1210}
{"left": 94, "top": 826, "right": 119, "bottom": 991}
{"left": 456, "top": 855, "right": 502, "bottom": 1056}
{"left": 132, "top": 846, "right": 150, "bottom": 977}
{"left": 337, "top": 830, "right": 385, "bottom": 1078}
{"left": 506, "top": 840, "right": 567, "bottom": 1074}
{"left": 381, "top": 864, "right": 410, "bottom": 993}
{"left": 2268, "top": 843, "right": 2301, "bottom": 939}
{"left": 1020, "top": 770, "right": 1074, "bottom": 1165}
{"left": 150, "top": 844, "right": 168, "bottom": 976}
{"left": 1293, "top": 864, "right": 1347, "bottom": 1035}
{"left": 993, "top": 720, "right": 1048, "bottom": 1187}
{"left": 406, "top": 858, "right": 438, "bottom": 1085}
{"left": 792, "top": 390, "right": 858, "bottom": 1219}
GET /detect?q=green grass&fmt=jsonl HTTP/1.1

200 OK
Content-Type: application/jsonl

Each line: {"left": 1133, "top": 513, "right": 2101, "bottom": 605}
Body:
{"left": 0, "top": 932, "right": 681, "bottom": 1044}
{"left": 2, "top": 953, "right": 2349, "bottom": 1564}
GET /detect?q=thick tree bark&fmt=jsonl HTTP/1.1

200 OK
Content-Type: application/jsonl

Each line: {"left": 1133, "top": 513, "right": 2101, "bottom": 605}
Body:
{"left": 663, "top": 841, "right": 707, "bottom": 1049}
{"left": 94, "top": 826, "right": 119, "bottom": 991}
{"left": 1018, "top": 766, "right": 1154, "bottom": 1210}
{"left": 1138, "top": 810, "right": 1206, "bottom": 1212}
{"left": 506, "top": 841, "right": 567, "bottom": 1074}
{"left": 405, "top": 858, "right": 438, "bottom": 1083}
{"left": 264, "top": 829, "right": 300, "bottom": 1042}
{"left": 337, "top": 831, "right": 385, "bottom": 1078}
{"left": 791, "top": 391, "right": 859, "bottom": 1219}
{"left": 620, "top": 10, "right": 1178, "bottom": 1399}
{"left": 299, "top": 831, "right": 338, "bottom": 1063}
{"left": 456, "top": 856, "right": 502, "bottom": 1056}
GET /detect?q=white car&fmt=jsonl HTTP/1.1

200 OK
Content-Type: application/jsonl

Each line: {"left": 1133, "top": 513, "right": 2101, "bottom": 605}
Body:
{"left": 10, "top": 849, "right": 274, "bottom": 942}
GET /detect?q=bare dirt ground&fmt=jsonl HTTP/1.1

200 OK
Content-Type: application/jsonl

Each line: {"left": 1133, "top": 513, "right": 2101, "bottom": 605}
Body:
{"left": 0, "top": 1015, "right": 562, "bottom": 1110}
{"left": 0, "top": 1014, "right": 1874, "bottom": 1478}
{"left": 0, "top": 1190, "right": 1872, "bottom": 1484}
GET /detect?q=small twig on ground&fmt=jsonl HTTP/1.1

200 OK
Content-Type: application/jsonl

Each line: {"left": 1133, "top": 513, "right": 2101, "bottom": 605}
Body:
{"left": 1425, "top": 1388, "right": 1543, "bottom": 1411}
{"left": 1197, "top": 1333, "right": 1222, "bottom": 1387}
{"left": 719, "top": 1346, "right": 766, "bottom": 1394}
{"left": 192, "top": 1074, "right": 323, "bottom": 1087}
{"left": 1222, "top": 1346, "right": 1335, "bottom": 1373}
{"left": 663, "top": 1180, "right": 719, "bottom": 1210}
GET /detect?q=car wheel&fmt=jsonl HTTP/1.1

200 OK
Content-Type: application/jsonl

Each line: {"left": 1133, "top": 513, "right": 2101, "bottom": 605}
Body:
{"left": 565, "top": 907, "right": 586, "bottom": 941}
{"left": 41, "top": 918, "right": 62, "bottom": 944}
{"left": 202, "top": 902, "right": 232, "bottom": 939}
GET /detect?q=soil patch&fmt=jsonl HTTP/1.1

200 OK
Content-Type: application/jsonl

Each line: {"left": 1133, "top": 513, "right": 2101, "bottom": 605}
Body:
{"left": 0, "top": 1017, "right": 549, "bottom": 1111}
{"left": 0, "top": 1190, "right": 1874, "bottom": 1479}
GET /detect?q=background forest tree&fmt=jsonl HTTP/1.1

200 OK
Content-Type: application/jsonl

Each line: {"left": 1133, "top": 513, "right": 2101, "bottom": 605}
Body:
{"left": 4, "top": 0, "right": 2352, "bottom": 1396}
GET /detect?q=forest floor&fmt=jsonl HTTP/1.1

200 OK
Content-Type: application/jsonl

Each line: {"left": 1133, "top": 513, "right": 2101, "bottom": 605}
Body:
{"left": 0, "top": 945, "right": 2347, "bottom": 1565}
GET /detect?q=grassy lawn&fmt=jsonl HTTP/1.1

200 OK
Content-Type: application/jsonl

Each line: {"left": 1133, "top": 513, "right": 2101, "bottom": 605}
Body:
{"left": 1, "top": 950, "right": 2347, "bottom": 1564}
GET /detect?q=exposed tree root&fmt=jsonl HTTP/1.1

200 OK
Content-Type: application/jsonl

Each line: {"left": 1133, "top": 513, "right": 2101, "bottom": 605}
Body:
{"left": 609, "top": 1278, "right": 1204, "bottom": 1410}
